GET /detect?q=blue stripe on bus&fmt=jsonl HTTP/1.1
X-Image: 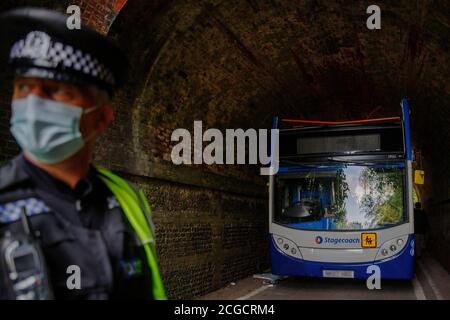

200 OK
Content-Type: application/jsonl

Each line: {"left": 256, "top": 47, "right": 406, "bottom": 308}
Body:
{"left": 272, "top": 116, "right": 278, "bottom": 130}
{"left": 269, "top": 234, "right": 414, "bottom": 280}
{"left": 401, "top": 98, "right": 412, "bottom": 161}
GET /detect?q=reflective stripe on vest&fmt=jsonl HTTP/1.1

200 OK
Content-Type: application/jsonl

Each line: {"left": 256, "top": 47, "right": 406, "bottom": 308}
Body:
{"left": 96, "top": 166, "right": 167, "bottom": 300}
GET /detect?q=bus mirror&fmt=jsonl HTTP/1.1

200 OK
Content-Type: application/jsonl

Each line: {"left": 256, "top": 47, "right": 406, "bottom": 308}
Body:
{"left": 414, "top": 170, "right": 425, "bottom": 185}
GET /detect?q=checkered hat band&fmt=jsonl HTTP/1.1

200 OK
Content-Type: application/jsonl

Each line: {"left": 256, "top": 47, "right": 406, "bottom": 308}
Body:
{"left": 0, "top": 197, "right": 50, "bottom": 224}
{"left": 10, "top": 31, "right": 115, "bottom": 86}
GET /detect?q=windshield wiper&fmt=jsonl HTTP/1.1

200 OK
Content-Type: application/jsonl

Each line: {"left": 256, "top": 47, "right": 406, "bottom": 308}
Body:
{"left": 327, "top": 157, "right": 377, "bottom": 166}
{"left": 282, "top": 160, "right": 327, "bottom": 167}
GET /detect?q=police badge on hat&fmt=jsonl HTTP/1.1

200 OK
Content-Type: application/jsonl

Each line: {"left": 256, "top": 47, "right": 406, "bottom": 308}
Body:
{"left": 17, "top": 31, "right": 52, "bottom": 66}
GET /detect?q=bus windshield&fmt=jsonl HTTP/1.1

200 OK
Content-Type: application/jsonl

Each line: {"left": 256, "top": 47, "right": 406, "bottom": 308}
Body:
{"left": 274, "top": 163, "right": 407, "bottom": 231}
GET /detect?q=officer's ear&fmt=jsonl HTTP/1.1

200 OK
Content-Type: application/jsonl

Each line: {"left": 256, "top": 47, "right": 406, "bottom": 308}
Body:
{"left": 89, "top": 86, "right": 114, "bottom": 130}
{"left": 102, "top": 104, "right": 114, "bottom": 128}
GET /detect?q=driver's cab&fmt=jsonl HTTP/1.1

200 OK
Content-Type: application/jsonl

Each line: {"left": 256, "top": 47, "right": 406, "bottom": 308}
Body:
{"left": 283, "top": 198, "right": 322, "bottom": 219}
{"left": 276, "top": 170, "right": 343, "bottom": 230}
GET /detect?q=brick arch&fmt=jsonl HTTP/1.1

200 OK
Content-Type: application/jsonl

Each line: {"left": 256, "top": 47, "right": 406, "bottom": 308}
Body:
{"left": 103, "top": 0, "right": 449, "bottom": 177}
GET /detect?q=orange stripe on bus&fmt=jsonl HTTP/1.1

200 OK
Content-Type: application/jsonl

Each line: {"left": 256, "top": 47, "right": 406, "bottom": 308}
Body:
{"left": 281, "top": 117, "right": 401, "bottom": 125}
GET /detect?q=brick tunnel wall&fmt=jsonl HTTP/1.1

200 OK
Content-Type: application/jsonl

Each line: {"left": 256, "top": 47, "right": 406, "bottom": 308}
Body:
{"left": 0, "top": 0, "right": 449, "bottom": 298}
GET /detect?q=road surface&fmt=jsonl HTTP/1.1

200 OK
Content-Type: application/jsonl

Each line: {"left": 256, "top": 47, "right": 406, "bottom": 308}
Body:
{"left": 200, "top": 255, "right": 450, "bottom": 300}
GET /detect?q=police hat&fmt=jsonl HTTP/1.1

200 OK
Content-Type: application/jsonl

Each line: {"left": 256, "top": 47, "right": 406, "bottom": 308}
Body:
{"left": 0, "top": 7, "right": 128, "bottom": 96}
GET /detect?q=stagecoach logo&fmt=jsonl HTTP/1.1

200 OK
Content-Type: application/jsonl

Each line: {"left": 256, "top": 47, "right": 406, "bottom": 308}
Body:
{"left": 315, "top": 236, "right": 360, "bottom": 245}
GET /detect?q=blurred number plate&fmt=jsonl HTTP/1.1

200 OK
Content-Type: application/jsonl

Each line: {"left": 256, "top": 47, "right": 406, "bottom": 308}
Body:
{"left": 322, "top": 270, "right": 354, "bottom": 278}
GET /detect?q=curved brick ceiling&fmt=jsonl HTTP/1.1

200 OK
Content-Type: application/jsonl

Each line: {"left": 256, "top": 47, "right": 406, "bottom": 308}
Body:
{"left": 105, "top": 0, "right": 449, "bottom": 198}
{"left": 110, "top": 0, "right": 449, "bottom": 126}
{"left": 0, "top": 0, "right": 448, "bottom": 201}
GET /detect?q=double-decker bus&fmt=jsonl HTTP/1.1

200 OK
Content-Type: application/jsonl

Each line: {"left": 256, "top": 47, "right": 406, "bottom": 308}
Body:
{"left": 269, "top": 99, "right": 415, "bottom": 279}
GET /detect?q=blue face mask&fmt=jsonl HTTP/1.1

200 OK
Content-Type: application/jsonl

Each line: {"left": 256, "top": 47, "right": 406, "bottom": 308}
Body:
{"left": 10, "top": 94, "right": 99, "bottom": 164}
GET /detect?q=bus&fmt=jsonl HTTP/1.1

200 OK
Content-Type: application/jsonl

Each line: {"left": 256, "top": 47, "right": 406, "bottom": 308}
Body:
{"left": 269, "top": 99, "right": 415, "bottom": 280}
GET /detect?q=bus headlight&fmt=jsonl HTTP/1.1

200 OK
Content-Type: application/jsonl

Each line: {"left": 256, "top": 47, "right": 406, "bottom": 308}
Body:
{"left": 375, "top": 236, "right": 408, "bottom": 260}
{"left": 272, "top": 235, "right": 303, "bottom": 259}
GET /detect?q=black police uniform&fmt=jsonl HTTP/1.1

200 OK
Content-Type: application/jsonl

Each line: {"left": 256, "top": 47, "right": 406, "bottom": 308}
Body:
{"left": 0, "top": 8, "right": 153, "bottom": 299}
{"left": 0, "top": 154, "right": 153, "bottom": 299}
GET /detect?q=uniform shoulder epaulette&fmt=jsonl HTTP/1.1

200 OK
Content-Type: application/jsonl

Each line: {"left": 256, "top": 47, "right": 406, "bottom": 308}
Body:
{"left": 0, "top": 197, "right": 51, "bottom": 224}
{"left": 0, "top": 156, "right": 30, "bottom": 191}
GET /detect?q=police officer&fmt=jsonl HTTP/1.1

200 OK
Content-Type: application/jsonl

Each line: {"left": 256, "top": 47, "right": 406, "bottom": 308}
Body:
{"left": 0, "top": 7, "right": 166, "bottom": 300}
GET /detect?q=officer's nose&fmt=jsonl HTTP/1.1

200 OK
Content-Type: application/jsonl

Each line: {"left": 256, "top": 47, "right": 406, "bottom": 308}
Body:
{"left": 27, "top": 83, "right": 52, "bottom": 100}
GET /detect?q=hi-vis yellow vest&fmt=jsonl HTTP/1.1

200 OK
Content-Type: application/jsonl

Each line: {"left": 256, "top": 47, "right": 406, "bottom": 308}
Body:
{"left": 96, "top": 166, "right": 167, "bottom": 300}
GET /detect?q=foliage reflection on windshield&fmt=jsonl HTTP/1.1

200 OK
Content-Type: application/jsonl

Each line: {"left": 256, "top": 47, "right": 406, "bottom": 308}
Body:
{"left": 274, "top": 164, "right": 406, "bottom": 231}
